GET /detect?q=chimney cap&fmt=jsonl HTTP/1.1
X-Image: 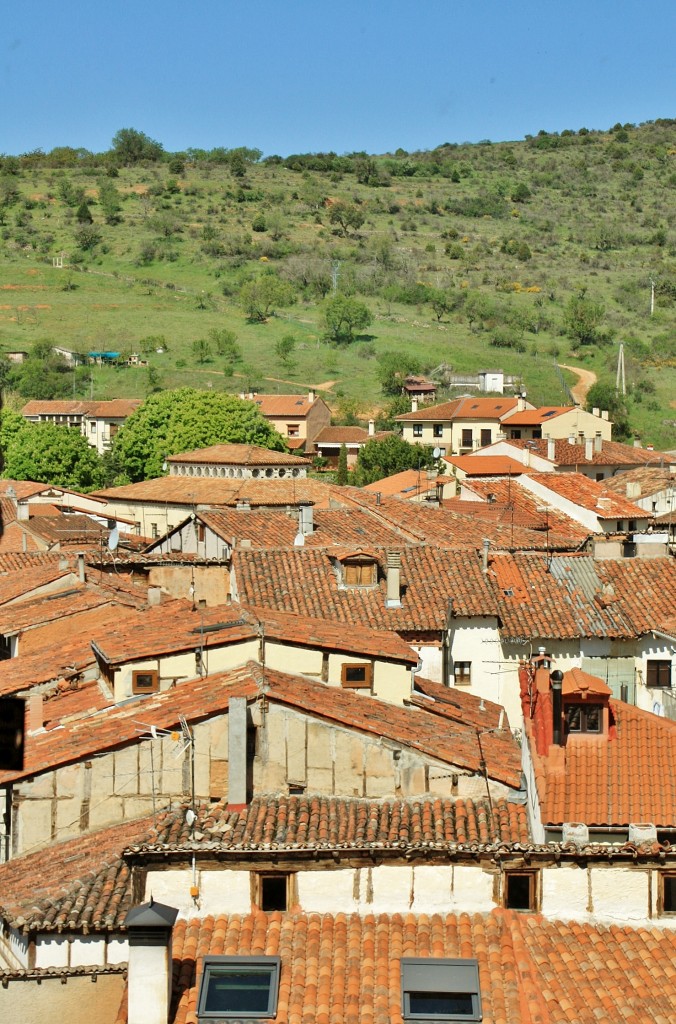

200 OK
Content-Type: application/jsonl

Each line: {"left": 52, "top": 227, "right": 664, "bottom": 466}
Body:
{"left": 125, "top": 898, "right": 178, "bottom": 931}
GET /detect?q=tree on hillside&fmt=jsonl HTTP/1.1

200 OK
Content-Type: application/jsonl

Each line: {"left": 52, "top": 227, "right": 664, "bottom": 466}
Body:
{"left": 585, "top": 380, "right": 632, "bottom": 441}
{"left": 323, "top": 295, "right": 372, "bottom": 344}
{"left": 111, "top": 128, "right": 163, "bottom": 165}
{"left": 328, "top": 200, "right": 365, "bottom": 237}
{"left": 3, "top": 421, "right": 104, "bottom": 491}
{"left": 8, "top": 341, "right": 74, "bottom": 400}
{"left": 376, "top": 350, "right": 422, "bottom": 396}
{"left": 274, "top": 334, "right": 297, "bottom": 368}
{"left": 564, "top": 291, "right": 605, "bottom": 347}
{"left": 353, "top": 436, "right": 435, "bottom": 486}
{"left": 113, "top": 389, "right": 287, "bottom": 481}
{"left": 239, "top": 275, "right": 295, "bottom": 322}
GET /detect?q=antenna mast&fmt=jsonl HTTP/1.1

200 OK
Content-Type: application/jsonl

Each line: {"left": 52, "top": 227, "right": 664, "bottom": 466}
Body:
{"left": 616, "top": 342, "right": 626, "bottom": 396}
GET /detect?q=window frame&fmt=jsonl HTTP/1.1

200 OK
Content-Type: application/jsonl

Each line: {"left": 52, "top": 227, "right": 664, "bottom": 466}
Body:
{"left": 480, "top": 429, "right": 492, "bottom": 448}
{"left": 453, "top": 661, "right": 472, "bottom": 686}
{"left": 433, "top": 423, "right": 444, "bottom": 438}
{"left": 659, "top": 872, "right": 676, "bottom": 915}
{"left": 131, "top": 669, "right": 160, "bottom": 694}
{"left": 565, "top": 703, "right": 603, "bottom": 734}
{"left": 412, "top": 423, "right": 423, "bottom": 438}
{"left": 401, "top": 957, "right": 482, "bottom": 1023}
{"left": 460, "top": 429, "right": 473, "bottom": 449}
{"left": 341, "top": 662, "right": 374, "bottom": 689}
{"left": 342, "top": 559, "right": 377, "bottom": 587}
{"left": 253, "top": 872, "right": 295, "bottom": 912}
{"left": 197, "top": 955, "right": 281, "bottom": 1021}
{"left": 647, "top": 660, "right": 672, "bottom": 688}
{"left": 503, "top": 869, "right": 538, "bottom": 911}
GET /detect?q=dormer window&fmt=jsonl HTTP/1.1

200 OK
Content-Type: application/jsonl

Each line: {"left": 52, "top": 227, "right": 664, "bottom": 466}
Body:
{"left": 342, "top": 558, "right": 377, "bottom": 587}
{"left": 565, "top": 703, "right": 602, "bottom": 734}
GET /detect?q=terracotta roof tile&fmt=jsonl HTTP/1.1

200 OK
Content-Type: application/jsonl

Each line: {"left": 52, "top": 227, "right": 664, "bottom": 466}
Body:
{"left": 508, "top": 437, "right": 674, "bottom": 468}
{"left": 522, "top": 472, "right": 651, "bottom": 520}
{"left": 249, "top": 394, "right": 324, "bottom": 417}
{"left": 167, "top": 444, "right": 306, "bottom": 466}
{"left": 0, "top": 662, "right": 522, "bottom": 789}
{"left": 0, "top": 563, "right": 77, "bottom": 606}
{"left": 456, "top": 480, "right": 592, "bottom": 545}
{"left": 361, "top": 470, "right": 439, "bottom": 499}
{"left": 501, "top": 405, "right": 573, "bottom": 425}
{"left": 198, "top": 507, "right": 409, "bottom": 549}
{"left": 93, "top": 477, "right": 343, "bottom": 510}
{"left": 22, "top": 399, "right": 141, "bottom": 418}
{"left": 397, "top": 397, "right": 520, "bottom": 422}
{"left": 314, "top": 427, "right": 392, "bottom": 445}
{"left": 18, "top": 512, "right": 108, "bottom": 547}
{"left": 603, "top": 466, "right": 675, "bottom": 498}
{"left": 0, "top": 551, "right": 67, "bottom": 571}
{"left": 162, "top": 910, "right": 676, "bottom": 1024}
{"left": 444, "top": 455, "right": 526, "bottom": 476}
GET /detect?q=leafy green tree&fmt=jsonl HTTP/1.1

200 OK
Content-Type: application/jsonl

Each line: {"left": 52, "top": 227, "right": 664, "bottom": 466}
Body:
{"left": 376, "top": 350, "right": 422, "bottom": 395}
{"left": 564, "top": 292, "right": 605, "bottom": 346}
{"left": 111, "top": 128, "right": 163, "bottom": 165}
{"left": 113, "top": 389, "right": 286, "bottom": 481}
{"left": 336, "top": 444, "right": 349, "bottom": 485}
{"left": 353, "top": 436, "right": 435, "bottom": 486}
{"left": 323, "top": 294, "right": 372, "bottom": 344}
{"left": 511, "top": 182, "right": 531, "bottom": 203}
{"left": 98, "top": 180, "right": 122, "bottom": 224}
{"left": 585, "top": 380, "right": 632, "bottom": 441}
{"left": 75, "top": 224, "right": 102, "bottom": 251}
{"left": 427, "top": 288, "right": 455, "bottom": 322}
{"left": 3, "top": 421, "right": 104, "bottom": 491}
{"left": 208, "top": 328, "right": 241, "bottom": 365}
{"left": 8, "top": 341, "right": 74, "bottom": 399}
{"left": 76, "top": 201, "right": 93, "bottom": 224}
{"left": 274, "top": 334, "right": 296, "bottom": 367}
{"left": 239, "top": 274, "right": 295, "bottom": 322}
{"left": 192, "top": 338, "right": 212, "bottom": 364}
{"left": 328, "top": 200, "right": 365, "bottom": 236}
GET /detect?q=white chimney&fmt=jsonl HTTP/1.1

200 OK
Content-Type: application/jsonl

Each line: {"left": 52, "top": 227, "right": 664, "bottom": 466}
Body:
{"left": 228, "top": 696, "right": 248, "bottom": 807}
{"left": 585, "top": 438, "right": 593, "bottom": 461}
{"left": 17, "top": 501, "right": 29, "bottom": 522}
{"left": 594, "top": 431, "right": 603, "bottom": 453}
{"left": 368, "top": 419, "right": 375, "bottom": 436}
{"left": 633, "top": 437, "right": 642, "bottom": 448}
{"left": 482, "top": 538, "right": 490, "bottom": 574}
{"left": 626, "top": 481, "right": 641, "bottom": 499}
{"left": 547, "top": 437, "right": 555, "bottom": 462}
{"left": 77, "top": 551, "right": 86, "bottom": 583}
{"left": 386, "top": 551, "right": 402, "bottom": 608}
{"left": 308, "top": 389, "right": 316, "bottom": 403}
{"left": 567, "top": 433, "right": 575, "bottom": 446}
{"left": 299, "top": 503, "right": 314, "bottom": 536}
{"left": 592, "top": 407, "right": 600, "bottom": 417}
{"left": 125, "top": 900, "right": 178, "bottom": 1024}
{"left": 517, "top": 394, "right": 526, "bottom": 412}
{"left": 411, "top": 397, "right": 418, "bottom": 413}
{"left": 601, "top": 410, "right": 609, "bottom": 420}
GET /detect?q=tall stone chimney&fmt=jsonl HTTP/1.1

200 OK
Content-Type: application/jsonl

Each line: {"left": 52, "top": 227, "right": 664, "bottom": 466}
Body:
{"left": 125, "top": 899, "right": 178, "bottom": 1024}
{"left": 77, "top": 551, "right": 86, "bottom": 584}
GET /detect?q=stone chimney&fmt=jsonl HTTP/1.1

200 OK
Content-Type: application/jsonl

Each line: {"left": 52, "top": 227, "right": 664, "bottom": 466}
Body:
{"left": 16, "top": 501, "right": 29, "bottom": 522}
{"left": 385, "top": 551, "right": 402, "bottom": 608}
{"left": 77, "top": 551, "right": 86, "bottom": 584}
{"left": 547, "top": 437, "right": 556, "bottom": 461}
{"left": 228, "top": 696, "right": 248, "bottom": 808}
{"left": 298, "top": 502, "right": 314, "bottom": 536}
{"left": 125, "top": 899, "right": 178, "bottom": 1024}
{"left": 584, "top": 437, "right": 593, "bottom": 461}
{"left": 626, "top": 481, "right": 641, "bottom": 499}
{"left": 411, "top": 397, "right": 418, "bottom": 413}
{"left": 594, "top": 431, "right": 603, "bottom": 453}
{"left": 368, "top": 419, "right": 375, "bottom": 436}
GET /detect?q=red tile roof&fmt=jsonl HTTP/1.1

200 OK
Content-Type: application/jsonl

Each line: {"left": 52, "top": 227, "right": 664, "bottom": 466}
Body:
{"left": 411, "top": 677, "right": 510, "bottom": 732}
{"left": 522, "top": 668, "right": 676, "bottom": 827}
{"left": 0, "top": 662, "right": 522, "bottom": 789}
{"left": 0, "top": 551, "right": 67, "bottom": 571}
{"left": 198, "top": 507, "right": 410, "bottom": 549}
{"left": 491, "top": 552, "right": 676, "bottom": 640}
{"left": 167, "top": 444, "right": 305, "bottom": 466}
{"left": 362, "top": 470, "right": 439, "bottom": 499}
{"left": 22, "top": 399, "right": 141, "bottom": 418}
{"left": 501, "top": 405, "right": 574, "bottom": 425}
{"left": 444, "top": 455, "right": 527, "bottom": 476}
{"left": 509, "top": 437, "right": 674, "bottom": 468}
{"left": 456, "top": 480, "right": 592, "bottom": 545}
{"left": 19, "top": 512, "right": 108, "bottom": 547}
{"left": 0, "top": 585, "right": 117, "bottom": 636}
{"left": 162, "top": 909, "right": 676, "bottom": 1024}
{"left": 233, "top": 546, "right": 499, "bottom": 631}
{"left": 93, "top": 477, "right": 343, "bottom": 510}
{"left": 397, "top": 397, "right": 520, "bottom": 422}
{"left": 0, "top": 563, "right": 77, "bottom": 606}
{"left": 83, "top": 399, "right": 142, "bottom": 418}
{"left": 522, "top": 472, "right": 651, "bottom": 520}
{"left": 314, "top": 426, "right": 392, "bottom": 445}
{"left": 603, "top": 466, "right": 675, "bottom": 498}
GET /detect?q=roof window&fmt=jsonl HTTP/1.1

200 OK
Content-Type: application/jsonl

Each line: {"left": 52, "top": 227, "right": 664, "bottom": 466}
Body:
{"left": 197, "top": 956, "right": 281, "bottom": 1020}
{"left": 401, "top": 958, "right": 482, "bottom": 1022}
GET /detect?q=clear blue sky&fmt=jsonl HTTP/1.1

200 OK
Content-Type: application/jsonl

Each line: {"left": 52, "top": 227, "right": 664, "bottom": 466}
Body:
{"left": 3, "top": 1, "right": 675, "bottom": 157}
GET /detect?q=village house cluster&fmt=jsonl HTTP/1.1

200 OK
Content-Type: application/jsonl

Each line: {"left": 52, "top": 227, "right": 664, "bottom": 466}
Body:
{"left": 0, "top": 385, "right": 675, "bottom": 1022}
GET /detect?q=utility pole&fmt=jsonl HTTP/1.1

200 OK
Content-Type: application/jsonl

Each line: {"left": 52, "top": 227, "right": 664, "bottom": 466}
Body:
{"left": 616, "top": 342, "right": 626, "bottom": 396}
{"left": 650, "top": 277, "right": 655, "bottom": 317}
{"left": 331, "top": 260, "right": 340, "bottom": 294}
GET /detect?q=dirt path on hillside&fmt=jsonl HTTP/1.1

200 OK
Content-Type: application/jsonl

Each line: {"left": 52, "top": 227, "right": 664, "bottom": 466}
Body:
{"left": 559, "top": 364, "right": 597, "bottom": 405}
{"left": 193, "top": 369, "right": 338, "bottom": 392}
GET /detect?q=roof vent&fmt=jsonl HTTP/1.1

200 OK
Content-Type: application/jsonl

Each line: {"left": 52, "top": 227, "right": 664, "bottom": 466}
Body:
{"left": 628, "top": 822, "right": 657, "bottom": 845}
{"left": 562, "top": 822, "right": 589, "bottom": 847}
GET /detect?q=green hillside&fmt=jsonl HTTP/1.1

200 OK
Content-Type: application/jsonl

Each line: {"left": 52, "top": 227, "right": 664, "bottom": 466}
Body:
{"left": 1, "top": 121, "right": 675, "bottom": 446}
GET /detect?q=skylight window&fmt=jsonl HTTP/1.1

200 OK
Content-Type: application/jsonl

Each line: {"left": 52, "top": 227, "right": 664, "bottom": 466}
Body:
{"left": 401, "top": 958, "right": 482, "bottom": 1022}
{"left": 197, "top": 957, "right": 281, "bottom": 1020}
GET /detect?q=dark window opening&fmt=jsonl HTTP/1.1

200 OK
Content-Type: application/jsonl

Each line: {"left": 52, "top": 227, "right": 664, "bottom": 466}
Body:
{"left": 132, "top": 670, "right": 159, "bottom": 694}
{"left": 663, "top": 875, "right": 676, "bottom": 912}
{"left": 565, "top": 704, "right": 602, "bottom": 734}
{"left": 260, "top": 875, "right": 288, "bottom": 912}
{"left": 433, "top": 424, "right": 444, "bottom": 438}
{"left": 408, "top": 993, "right": 475, "bottom": 1016}
{"left": 510, "top": 429, "right": 522, "bottom": 439}
{"left": 461, "top": 429, "right": 473, "bottom": 448}
{"left": 453, "top": 661, "right": 471, "bottom": 685}
{"left": 341, "top": 662, "right": 373, "bottom": 688}
{"left": 413, "top": 424, "right": 423, "bottom": 438}
{"left": 480, "top": 429, "right": 491, "bottom": 447}
{"left": 504, "top": 872, "right": 536, "bottom": 911}
{"left": 401, "top": 958, "right": 481, "bottom": 1022}
{"left": 647, "top": 660, "right": 672, "bottom": 688}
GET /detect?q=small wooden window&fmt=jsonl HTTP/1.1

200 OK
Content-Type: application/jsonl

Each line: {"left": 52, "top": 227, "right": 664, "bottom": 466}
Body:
{"left": 197, "top": 523, "right": 206, "bottom": 543}
{"left": 132, "top": 669, "right": 159, "bottom": 694}
{"left": 647, "top": 660, "right": 672, "bottom": 688}
{"left": 480, "top": 429, "right": 492, "bottom": 447}
{"left": 341, "top": 662, "right": 373, "bottom": 689}
{"left": 343, "top": 560, "right": 377, "bottom": 586}
{"left": 255, "top": 874, "right": 293, "bottom": 912}
{"left": 461, "top": 429, "right": 473, "bottom": 448}
{"left": 661, "top": 873, "right": 676, "bottom": 913}
{"left": 504, "top": 871, "right": 537, "bottom": 911}
{"left": 453, "top": 661, "right": 471, "bottom": 685}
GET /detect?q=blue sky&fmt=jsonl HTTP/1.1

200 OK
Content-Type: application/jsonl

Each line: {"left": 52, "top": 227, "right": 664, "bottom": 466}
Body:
{"left": 3, "top": 1, "right": 675, "bottom": 156}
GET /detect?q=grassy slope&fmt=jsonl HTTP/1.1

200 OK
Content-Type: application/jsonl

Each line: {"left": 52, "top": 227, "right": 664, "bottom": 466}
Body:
{"left": 1, "top": 121, "right": 675, "bottom": 445}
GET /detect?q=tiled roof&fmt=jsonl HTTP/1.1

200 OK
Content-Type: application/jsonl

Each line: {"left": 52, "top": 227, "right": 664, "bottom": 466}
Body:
{"left": 456, "top": 480, "right": 592, "bottom": 545}
{"left": 19, "top": 512, "right": 108, "bottom": 547}
{"left": 397, "top": 397, "right": 520, "bottom": 422}
{"left": 167, "top": 444, "right": 305, "bottom": 466}
{"left": 93, "top": 477, "right": 343, "bottom": 510}
{"left": 0, "top": 662, "right": 522, "bottom": 789}
{"left": 0, "top": 616, "right": 114, "bottom": 698}
{"left": 248, "top": 393, "right": 328, "bottom": 417}
{"left": 0, "top": 480, "right": 52, "bottom": 500}
{"left": 0, "top": 813, "right": 161, "bottom": 933}
{"left": 22, "top": 400, "right": 90, "bottom": 416}
{"left": 200, "top": 506, "right": 412, "bottom": 549}
{"left": 490, "top": 552, "right": 676, "bottom": 640}
{"left": 521, "top": 472, "right": 651, "bottom": 520}
{"left": 0, "top": 585, "right": 114, "bottom": 636}
{"left": 233, "top": 545, "right": 499, "bottom": 630}
{"left": 83, "top": 399, "right": 142, "bottom": 418}
{"left": 522, "top": 671, "right": 676, "bottom": 827}
{"left": 603, "top": 466, "right": 675, "bottom": 498}
{"left": 501, "top": 405, "right": 574, "bottom": 425}
{"left": 41, "top": 679, "right": 111, "bottom": 727}
{"left": 444, "top": 455, "right": 527, "bottom": 476}
{"left": 0, "top": 563, "right": 76, "bottom": 606}
{"left": 0, "top": 551, "right": 66, "bottom": 571}
{"left": 163, "top": 909, "right": 676, "bottom": 1024}
{"left": 411, "top": 677, "right": 510, "bottom": 732}
{"left": 508, "top": 437, "right": 674, "bottom": 468}
{"left": 362, "top": 470, "right": 439, "bottom": 499}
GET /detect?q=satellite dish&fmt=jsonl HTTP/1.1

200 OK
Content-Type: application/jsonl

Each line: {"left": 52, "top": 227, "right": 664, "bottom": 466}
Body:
{"left": 108, "top": 527, "right": 119, "bottom": 552}
{"left": 433, "top": 447, "right": 441, "bottom": 460}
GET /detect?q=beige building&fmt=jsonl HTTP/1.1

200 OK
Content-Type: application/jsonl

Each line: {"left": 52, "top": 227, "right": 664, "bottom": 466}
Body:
{"left": 240, "top": 390, "right": 331, "bottom": 451}
{"left": 500, "top": 405, "right": 612, "bottom": 442}
{"left": 397, "top": 395, "right": 526, "bottom": 454}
